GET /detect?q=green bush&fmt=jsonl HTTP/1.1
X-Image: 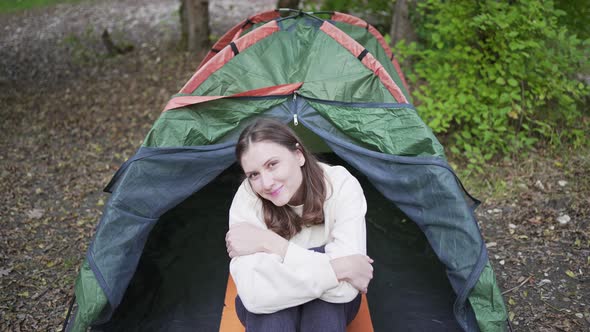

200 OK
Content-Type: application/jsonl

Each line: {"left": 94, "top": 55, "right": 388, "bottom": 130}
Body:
{"left": 303, "top": 0, "right": 393, "bottom": 31}
{"left": 394, "top": 0, "right": 589, "bottom": 167}
{"left": 0, "top": 0, "right": 81, "bottom": 13}
{"left": 555, "top": 0, "right": 590, "bottom": 41}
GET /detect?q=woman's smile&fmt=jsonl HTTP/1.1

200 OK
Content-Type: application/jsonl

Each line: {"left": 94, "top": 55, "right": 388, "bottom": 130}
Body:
{"left": 270, "top": 186, "right": 283, "bottom": 197}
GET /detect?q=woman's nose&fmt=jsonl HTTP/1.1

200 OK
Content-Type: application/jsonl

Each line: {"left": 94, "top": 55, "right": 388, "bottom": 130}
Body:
{"left": 260, "top": 172, "right": 274, "bottom": 190}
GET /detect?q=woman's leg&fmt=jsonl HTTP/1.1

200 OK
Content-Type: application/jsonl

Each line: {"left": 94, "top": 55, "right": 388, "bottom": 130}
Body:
{"left": 235, "top": 296, "right": 300, "bottom": 332}
{"left": 299, "top": 294, "right": 362, "bottom": 332}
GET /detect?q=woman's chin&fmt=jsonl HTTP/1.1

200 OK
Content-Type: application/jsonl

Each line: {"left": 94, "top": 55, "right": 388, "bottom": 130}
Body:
{"left": 264, "top": 191, "right": 291, "bottom": 207}
{"left": 269, "top": 197, "right": 289, "bottom": 207}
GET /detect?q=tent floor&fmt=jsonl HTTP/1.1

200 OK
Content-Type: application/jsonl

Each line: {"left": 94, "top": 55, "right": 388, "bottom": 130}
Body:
{"left": 93, "top": 155, "right": 462, "bottom": 332}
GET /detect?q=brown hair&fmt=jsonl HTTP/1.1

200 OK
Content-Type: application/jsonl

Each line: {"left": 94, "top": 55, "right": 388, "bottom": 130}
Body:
{"left": 236, "top": 118, "right": 326, "bottom": 239}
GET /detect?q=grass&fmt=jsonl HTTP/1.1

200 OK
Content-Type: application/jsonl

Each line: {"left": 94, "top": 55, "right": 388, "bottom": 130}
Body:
{"left": 0, "top": 0, "right": 82, "bottom": 13}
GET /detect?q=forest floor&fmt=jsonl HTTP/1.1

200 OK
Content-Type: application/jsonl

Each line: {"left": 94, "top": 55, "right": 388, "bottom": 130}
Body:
{"left": 0, "top": 0, "right": 588, "bottom": 331}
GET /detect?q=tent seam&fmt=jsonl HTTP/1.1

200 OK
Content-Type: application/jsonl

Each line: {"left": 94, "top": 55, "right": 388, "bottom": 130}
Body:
{"left": 85, "top": 250, "right": 114, "bottom": 324}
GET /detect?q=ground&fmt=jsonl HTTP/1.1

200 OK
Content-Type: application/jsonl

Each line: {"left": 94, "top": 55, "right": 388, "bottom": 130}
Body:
{"left": 0, "top": 0, "right": 588, "bottom": 331}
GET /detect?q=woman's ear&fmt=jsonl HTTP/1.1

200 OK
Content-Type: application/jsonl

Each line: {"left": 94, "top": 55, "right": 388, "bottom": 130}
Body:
{"left": 296, "top": 149, "right": 305, "bottom": 167}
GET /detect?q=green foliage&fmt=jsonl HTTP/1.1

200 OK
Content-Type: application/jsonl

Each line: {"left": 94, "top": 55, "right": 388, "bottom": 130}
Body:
{"left": 394, "top": 0, "right": 589, "bottom": 169}
{"left": 62, "top": 26, "right": 132, "bottom": 64}
{"left": 62, "top": 27, "right": 99, "bottom": 64}
{"left": 554, "top": 0, "right": 590, "bottom": 40}
{"left": 302, "top": 0, "right": 393, "bottom": 32}
{"left": 315, "top": 0, "right": 392, "bottom": 13}
{"left": 0, "top": 0, "right": 81, "bottom": 13}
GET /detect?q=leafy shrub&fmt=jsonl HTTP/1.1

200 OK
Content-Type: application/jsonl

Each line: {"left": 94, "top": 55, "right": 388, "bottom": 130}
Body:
{"left": 303, "top": 0, "right": 393, "bottom": 31}
{"left": 394, "top": 0, "right": 589, "bottom": 167}
{"left": 554, "top": 0, "right": 590, "bottom": 41}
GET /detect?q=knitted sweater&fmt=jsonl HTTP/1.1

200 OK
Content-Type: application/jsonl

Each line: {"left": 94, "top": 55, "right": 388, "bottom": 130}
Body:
{"left": 229, "top": 163, "right": 367, "bottom": 314}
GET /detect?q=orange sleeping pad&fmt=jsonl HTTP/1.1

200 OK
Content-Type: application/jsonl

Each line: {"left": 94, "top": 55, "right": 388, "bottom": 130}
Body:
{"left": 219, "top": 275, "right": 374, "bottom": 331}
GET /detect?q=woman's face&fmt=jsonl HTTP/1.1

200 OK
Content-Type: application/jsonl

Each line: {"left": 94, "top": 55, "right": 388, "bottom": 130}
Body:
{"left": 241, "top": 141, "right": 305, "bottom": 207}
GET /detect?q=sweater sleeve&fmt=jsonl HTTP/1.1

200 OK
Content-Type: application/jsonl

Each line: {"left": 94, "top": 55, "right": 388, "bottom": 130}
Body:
{"left": 319, "top": 166, "right": 368, "bottom": 303}
{"left": 228, "top": 181, "right": 340, "bottom": 314}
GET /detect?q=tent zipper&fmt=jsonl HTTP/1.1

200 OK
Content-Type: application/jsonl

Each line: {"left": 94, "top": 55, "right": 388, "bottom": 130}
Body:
{"left": 293, "top": 90, "right": 299, "bottom": 126}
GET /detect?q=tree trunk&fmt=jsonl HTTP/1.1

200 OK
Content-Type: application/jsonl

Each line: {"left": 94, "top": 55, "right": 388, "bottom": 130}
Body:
{"left": 277, "top": 0, "right": 300, "bottom": 9}
{"left": 390, "top": 0, "right": 417, "bottom": 47}
{"left": 180, "top": 0, "right": 210, "bottom": 52}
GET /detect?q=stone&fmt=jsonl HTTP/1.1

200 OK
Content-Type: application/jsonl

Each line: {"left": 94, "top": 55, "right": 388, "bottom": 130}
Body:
{"left": 557, "top": 214, "right": 571, "bottom": 225}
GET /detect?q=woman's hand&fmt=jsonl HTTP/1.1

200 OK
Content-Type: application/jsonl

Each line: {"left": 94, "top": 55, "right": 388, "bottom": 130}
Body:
{"left": 226, "top": 223, "right": 288, "bottom": 259}
{"left": 330, "top": 255, "right": 374, "bottom": 294}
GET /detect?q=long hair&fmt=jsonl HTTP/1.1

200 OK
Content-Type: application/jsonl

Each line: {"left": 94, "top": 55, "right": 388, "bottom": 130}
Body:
{"left": 236, "top": 118, "right": 326, "bottom": 239}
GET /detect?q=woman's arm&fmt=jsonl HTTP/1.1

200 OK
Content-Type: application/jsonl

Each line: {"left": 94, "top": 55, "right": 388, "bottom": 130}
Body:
{"left": 227, "top": 169, "right": 373, "bottom": 311}
{"left": 228, "top": 182, "right": 341, "bottom": 314}
{"left": 319, "top": 166, "right": 372, "bottom": 302}
{"left": 227, "top": 222, "right": 373, "bottom": 294}
{"left": 226, "top": 222, "right": 288, "bottom": 259}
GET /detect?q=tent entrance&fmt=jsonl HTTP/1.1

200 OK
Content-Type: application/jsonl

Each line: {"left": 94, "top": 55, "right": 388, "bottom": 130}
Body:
{"left": 92, "top": 155, "right": 461, "bottom": 332}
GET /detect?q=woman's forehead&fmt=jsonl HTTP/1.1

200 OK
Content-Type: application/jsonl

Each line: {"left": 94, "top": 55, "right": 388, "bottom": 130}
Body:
{"left": 241, "top": 141, "right": 293, "bottom": 169}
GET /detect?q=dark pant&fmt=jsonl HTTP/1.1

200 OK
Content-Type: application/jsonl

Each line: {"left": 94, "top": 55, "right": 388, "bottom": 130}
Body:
{"left": 235, "top": 294, "right": 362, "bottom": 332}
{"left": 234, "top": 245, "right": 360, "bottom": 331}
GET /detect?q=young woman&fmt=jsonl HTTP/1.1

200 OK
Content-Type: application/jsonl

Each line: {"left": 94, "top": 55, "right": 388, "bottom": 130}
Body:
{"left": 225, "top": 118, "right": 373, "bottom": 331}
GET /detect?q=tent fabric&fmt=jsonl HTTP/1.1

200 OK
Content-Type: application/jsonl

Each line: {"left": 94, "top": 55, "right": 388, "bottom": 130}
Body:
{"left": 164, "top": 82, "right": 303, "bottom": 111}
{"left": 181, "top": 20, "right": 281, "bottom": 94}
{"left": 183, "top": 18, "right": 405, "bottom": 104}
{"left": 197, "top": 10, "right": 281, "bottom": 70}
{"left": 329, "top": 12, "right": 410, "bottom": 94}
{"left": 66, "top": 10, "right": 508, "bottom": 332}
{"left": 318, "top": 22, "right": 407, "bottom": 103}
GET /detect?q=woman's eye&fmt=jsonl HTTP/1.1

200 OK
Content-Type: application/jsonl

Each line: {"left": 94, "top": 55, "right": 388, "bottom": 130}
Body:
{"left": 269, "top": 161, "right": 278, "bottom": 168}
{"left": 248, "top": 173, "right": 259, "bottom": 180}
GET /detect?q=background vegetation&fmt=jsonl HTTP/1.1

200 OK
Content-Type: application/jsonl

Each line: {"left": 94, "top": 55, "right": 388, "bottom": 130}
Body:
{"left": 396, "top": 0, "right": 588, "bottom": 168}
{"left": 307, "top": 0, "right": 589, "bottom": 173}
{"left": 0, "top": 0, "right": 81, "bottom": 13}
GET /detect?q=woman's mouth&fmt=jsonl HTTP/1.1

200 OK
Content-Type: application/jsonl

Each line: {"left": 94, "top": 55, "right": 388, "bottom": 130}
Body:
{"left": 270, "top": 186, "right": 283, "bottom": 197}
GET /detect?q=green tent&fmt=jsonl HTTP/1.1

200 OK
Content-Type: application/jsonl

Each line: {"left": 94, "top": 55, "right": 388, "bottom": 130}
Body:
{"left": 65, "top": 10, "right": 509, "bottom": 332}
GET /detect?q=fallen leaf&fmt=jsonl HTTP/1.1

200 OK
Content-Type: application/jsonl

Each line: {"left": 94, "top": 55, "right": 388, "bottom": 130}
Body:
{"left": 26, "top": 209, "right": 44, "bottom": 219}
{"left": 0, "top": 267, "right": 13, "bottom": 277}
{"left": 565, "top": 270, "right": 576, "bottom": 278}
{"left": 509, "top": 312, "right": 515, "bottom": 321}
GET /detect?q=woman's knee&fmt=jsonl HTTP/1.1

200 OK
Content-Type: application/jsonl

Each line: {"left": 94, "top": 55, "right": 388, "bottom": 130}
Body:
{"left": 300, "top": 294, "right": 362, "bottom": 332}
{"left": 300, "top": 299, "right": 346, "bottom": 332}
{"left": 235, "top": 296, "right": 299, "bottom": 331}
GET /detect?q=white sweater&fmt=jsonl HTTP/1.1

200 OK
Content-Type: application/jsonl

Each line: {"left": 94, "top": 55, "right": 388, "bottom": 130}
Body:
{"left": 229, "top": 163, "right": 367, "bottom": 314}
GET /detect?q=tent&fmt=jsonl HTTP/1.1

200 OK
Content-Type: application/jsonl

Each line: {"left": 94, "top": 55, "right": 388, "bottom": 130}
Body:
{"left": 65, "top": 9, "right": 509, "bottom": 332}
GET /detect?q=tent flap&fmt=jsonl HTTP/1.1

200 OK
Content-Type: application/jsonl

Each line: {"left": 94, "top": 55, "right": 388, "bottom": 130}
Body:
{"left": 469, "top": 262, "right": 509, "bottom": 332}
{"left": 70, "top": 260, "right": 108, "bottom": 331}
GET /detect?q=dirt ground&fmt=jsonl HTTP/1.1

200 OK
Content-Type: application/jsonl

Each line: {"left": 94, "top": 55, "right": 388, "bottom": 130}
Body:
{"left": 0, "top": 0, "right": 588, "bottom": 331}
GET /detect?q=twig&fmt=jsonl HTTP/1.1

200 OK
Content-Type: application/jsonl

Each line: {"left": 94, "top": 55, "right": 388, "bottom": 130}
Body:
{"left": 542, "top": 299, "right": 565, "bottom": 312}
{"left": 541, "top": 300, "right": 584, "bottom": 326}
{"left": 502, "top": 275, "right": 532, "bottom": 295}
{"left": 31, "top": 287, "right": 50, "bottom": 301}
